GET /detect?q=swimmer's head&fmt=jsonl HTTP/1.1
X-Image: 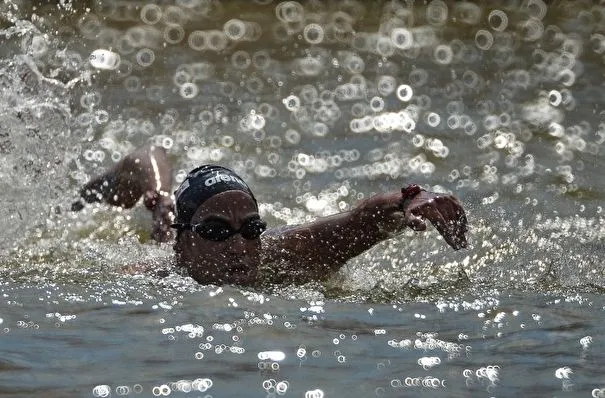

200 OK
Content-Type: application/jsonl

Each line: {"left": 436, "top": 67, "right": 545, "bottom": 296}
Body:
{"left": 172, "top": 165, "right": 262, "bottom": 286}
{"left": 173, "top": 164, "right": 257, "bottom": 224}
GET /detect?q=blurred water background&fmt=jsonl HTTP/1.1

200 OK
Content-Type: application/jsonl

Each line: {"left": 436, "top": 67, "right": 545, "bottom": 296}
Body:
{"left": 1, "top": 0, "right": 605, "bottom": 396}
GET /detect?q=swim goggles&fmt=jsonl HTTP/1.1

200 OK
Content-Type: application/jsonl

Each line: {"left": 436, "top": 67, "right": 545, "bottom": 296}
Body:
{"left": 171, "top": 217, "right": 267, "bottom": 241}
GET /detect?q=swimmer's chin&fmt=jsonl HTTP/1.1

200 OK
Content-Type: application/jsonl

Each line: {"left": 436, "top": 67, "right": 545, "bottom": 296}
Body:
{"left": 222, "top": 263, "right": 257, "bottom": 285}
{"left": 184, "top": 261, "right": 258, "bottom": 286}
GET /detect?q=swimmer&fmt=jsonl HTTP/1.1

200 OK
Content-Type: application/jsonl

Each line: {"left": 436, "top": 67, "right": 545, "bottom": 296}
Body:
{"left": 72, "top": 145, "right": 468, "bottom": 287}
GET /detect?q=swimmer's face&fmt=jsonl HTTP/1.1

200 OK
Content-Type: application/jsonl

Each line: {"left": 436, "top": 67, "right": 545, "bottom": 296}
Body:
{"left": 174, "top": 190, "right": 262, "bottom": 285}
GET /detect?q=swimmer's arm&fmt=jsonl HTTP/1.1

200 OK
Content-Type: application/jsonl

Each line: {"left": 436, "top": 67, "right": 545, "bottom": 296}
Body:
{"left": 263, "top": 188, "right": 468, "bottom": 281}
{"left": 71, "top": 145, "right": 174, "bottom": 242}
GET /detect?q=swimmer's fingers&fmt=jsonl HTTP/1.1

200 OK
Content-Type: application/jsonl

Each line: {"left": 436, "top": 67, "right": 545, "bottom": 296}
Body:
{"left": 71, "top": 174, "right": 112, "bottom": 211}
{"left": 421, "top": 203, "right": 453, "bottom": 246}
{"left": 430, "top": 196, "right": 468, "bottom": 250}
{"left": 405, "top": 192, "right": 468, "bottom": 250}
{"left": 440, "top": 195, "right": 468, "bottom": 249}
{"left": 433, "top": 199, "right": 468, "bottom": 250}
{"left": 452, "top": 202, "right": 469, "bottom": 249}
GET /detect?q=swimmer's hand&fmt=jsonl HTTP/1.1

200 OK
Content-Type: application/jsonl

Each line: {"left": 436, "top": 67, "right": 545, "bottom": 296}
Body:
{"left": 71, "top": 145, "right": 174, "bottom": 242}
{"left": 401, "top": 186, "right": 468, "bottom": 250}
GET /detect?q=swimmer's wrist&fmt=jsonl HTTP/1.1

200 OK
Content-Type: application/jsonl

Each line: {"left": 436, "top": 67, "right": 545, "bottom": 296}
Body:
{"left": 350, "top": 185, "right": 424, "bottom": 224}
{"left": 399, "top": 184, "right": 424, "bottom": 211}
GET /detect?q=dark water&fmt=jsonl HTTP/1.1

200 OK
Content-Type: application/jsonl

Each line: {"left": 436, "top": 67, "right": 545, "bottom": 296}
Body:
{"left": 1, "top": 0, "right": 604, "bottom": 396}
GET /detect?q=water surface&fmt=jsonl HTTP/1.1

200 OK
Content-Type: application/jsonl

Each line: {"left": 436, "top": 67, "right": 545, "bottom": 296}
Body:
{"left": 0, "top": 1, "right": 604, "bottom": 396}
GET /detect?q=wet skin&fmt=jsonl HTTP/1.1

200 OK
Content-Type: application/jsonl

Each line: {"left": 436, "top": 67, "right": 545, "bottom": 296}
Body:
{"left": 173, "top": 190, "right": 262, "bottom": 286}
{"left": 74, "top": 145, "right": 469, "bottom": 286}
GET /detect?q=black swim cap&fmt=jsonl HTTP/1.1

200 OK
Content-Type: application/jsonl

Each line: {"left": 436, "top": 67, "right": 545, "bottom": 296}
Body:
{"left": 174, "top": 165, "right": 257, "bottom": 224}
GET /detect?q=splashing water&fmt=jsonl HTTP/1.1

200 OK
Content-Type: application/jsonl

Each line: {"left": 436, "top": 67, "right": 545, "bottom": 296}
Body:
{"left": 1, "top": 1, "right": 603, "bottom": 294}
{"left": 0, "top": 1, "right": 604, "bottom": 396}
